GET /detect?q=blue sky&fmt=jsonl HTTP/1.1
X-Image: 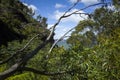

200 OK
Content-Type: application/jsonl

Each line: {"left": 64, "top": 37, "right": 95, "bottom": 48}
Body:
{"left": 20, "top": 0, "right": 104, "bottom": 39}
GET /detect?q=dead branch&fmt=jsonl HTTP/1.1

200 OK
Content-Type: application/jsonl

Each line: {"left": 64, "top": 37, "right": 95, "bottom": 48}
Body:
{"left": 48, "top": 27, "right": 75, "bottom": 53}
{"left": 63, "top": 3, "right": 106, "bottom": 18}
{"left": 0, "top": 40, "right": 48, "bottom": 80}
{"left": 0, "top": 34, "right": 40, "bottom": 65}
{"left": 47, "top": 0, "right": 79, "bottom": 40}
{"left": 0, "top": 62, "right": 22, "bottom": 80}
{"left": 0, "top": 1, "right": 106, "bottom": 80}
{"left": 48, "top": 3, "right": 107, "bottom": 53}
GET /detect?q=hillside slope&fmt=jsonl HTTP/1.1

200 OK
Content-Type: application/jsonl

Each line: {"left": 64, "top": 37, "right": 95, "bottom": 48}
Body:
{"left": 0, "top": 0, "right": 54, "bottom": 46}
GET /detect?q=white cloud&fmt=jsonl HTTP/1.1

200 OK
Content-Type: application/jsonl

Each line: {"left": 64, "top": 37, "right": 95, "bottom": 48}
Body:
{"left": 48, "top": 24, "right": 73, "bottom": 39}
{"left": 81, "top": 0, "right": 99, "bottom": 5}
{"left": 55, "top": 3, "right": 65, "bottom": 8}
{"left": 107, "top": 5, "right": 115, "bottom": 10}
{"left": 23, "top": 3, "right": 37, "bottom": 12}
{"left": 69, "top": 0, "right": 99, "bottom": 5}
{"left": 53, "top": 9, "right": 87, "bottom": 23}
{"left": 48, "top": 24, "right": 53, "bottom": 29}
{"left": 28, "top": 5, "right": 37, "bottom": 12}
{"left": 55, "top": 25, "right": 69, "bottom": 39}
{"left": 49, "top": 9, "right": 88, "bottom": 39}
{"left": 69, "top": 0, "right": 80, "bottom": 3}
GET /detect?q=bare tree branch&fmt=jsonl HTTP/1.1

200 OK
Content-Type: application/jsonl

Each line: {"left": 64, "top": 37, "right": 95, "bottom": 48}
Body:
{"left": 0, "top": 62, "right": 22, "bottom": 80}
{"left": 0, "top": 34, "right": 40, "bottom": 65}
{"left": 0, "top": 1, "right": 107, "bottom": 80}
{"left": 48, "top": 27, "right": 75, "bottom": 53}
{"left": 48, "top": 3, "right": 106, "bottom": 53}
{"left": 47, "top": 0, "right": 79, "bottom": 40}
{"left": 63, "top": 3, "right": 106, "bottom": 18}
{"left": 0, "top": 40, "right": 48, "bottom": 79}
{"left": 48, "top": 1, "right": 102, "bottom": 40}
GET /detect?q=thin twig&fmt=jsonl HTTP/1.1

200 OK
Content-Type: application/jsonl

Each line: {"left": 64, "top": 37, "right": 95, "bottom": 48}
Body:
{"left": 48, "top": 27, "right": 75, "bottom": 53}
{"left": 0, "top": 34, "right": 39, "bottom": 65}
{"left": 63, "top": 3, "right": 106, "bottom": 18}
{"left": 0, "top": 1, "right": 107, "bottom": 79}
{"left": 47, "top": 0, "right": 79, "bottom": 40}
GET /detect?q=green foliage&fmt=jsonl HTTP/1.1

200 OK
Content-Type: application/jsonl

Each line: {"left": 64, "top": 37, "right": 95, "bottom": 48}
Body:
{"left": 7, "top": 73, "right": 33, "bottom": 80}
{"left": 0, "top": 0, "right": 49, "bottom": 46}
{"left": 66, "top": 3, "right": 120, "bottom": 79}
{"left": 0, "top": 0, "right": 120, "bottom": 80}
{"left": 0, "top": 0, "right": 53, "bottom": 79}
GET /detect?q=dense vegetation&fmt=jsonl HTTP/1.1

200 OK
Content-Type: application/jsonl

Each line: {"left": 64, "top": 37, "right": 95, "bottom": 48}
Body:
{"left": 0, "top": 0, "right": 120, "bottom": 80}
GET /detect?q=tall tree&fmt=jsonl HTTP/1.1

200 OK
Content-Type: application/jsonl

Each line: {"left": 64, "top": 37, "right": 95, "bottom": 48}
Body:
{"left": 0, "top": 0, "right": 119, "bottom": 80}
